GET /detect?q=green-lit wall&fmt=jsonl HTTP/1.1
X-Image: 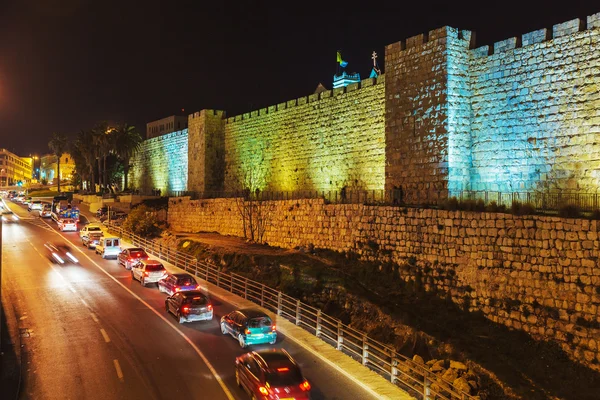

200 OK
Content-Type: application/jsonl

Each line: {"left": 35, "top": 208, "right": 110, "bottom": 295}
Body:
{"left": 223, "top": 77, "right": 385, "bottom": 193}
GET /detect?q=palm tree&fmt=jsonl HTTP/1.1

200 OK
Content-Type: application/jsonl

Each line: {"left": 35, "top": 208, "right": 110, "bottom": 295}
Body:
{"left": 114, "top": 123, "right": 143, "bottom": 191}
{"left": 72, "top": 130, "right": 97, "bottom": 191}
{"left": 48, "top": 132, "right": 68, "bottom": 193}
{"left": 92, "top": 122, "right": 110, "bottom": 191}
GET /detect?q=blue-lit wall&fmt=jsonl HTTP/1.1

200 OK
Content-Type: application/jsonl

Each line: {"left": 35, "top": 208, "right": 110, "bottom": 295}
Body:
{"left": 128, "top": 129, "right": 188, "bottom": 193}
{"left": 468, "top": 17, "right": 600, "bottom": 192}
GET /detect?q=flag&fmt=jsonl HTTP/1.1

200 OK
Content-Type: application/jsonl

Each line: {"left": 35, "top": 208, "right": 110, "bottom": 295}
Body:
{"left": 337, "top": 51, "right": 348, "bottom": 67}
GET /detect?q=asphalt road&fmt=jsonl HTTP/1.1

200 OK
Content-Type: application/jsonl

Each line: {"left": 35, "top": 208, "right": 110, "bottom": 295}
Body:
{"left": 2, "top": 200, "right": 377, "bottom": 400}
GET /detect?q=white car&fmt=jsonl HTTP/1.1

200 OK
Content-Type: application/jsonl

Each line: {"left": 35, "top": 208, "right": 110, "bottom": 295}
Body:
{"left": 131, "top": 259, "right": 168, "bottom": 287}
{"left": 57, "top": 218, "right": 78, "bottom": 232}
{"left": 28, "top": 200, "right": 43, "bottom": 211}
{"left": 79, "top": 224, "right": 104, "bottom": 238}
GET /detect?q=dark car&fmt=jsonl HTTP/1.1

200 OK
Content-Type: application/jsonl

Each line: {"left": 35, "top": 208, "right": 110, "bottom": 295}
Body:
{"left": 235, "top": 349, "right": 311, "bottom": 400}
{"left": 158, "top": 273, "right": 200, "bottom": 296}
{"left": 82, "top": 232, "right": 104, "bottom": 249}
{"left": 118, "top": 247, "right": 149, "bottom": 270}
{"left": 221, "top": 309, "right": 277, "bottom": 348}
{"left": 44, "top": 241, "right": 79, "bottom": 264}
{"left": 96, "top": 206, "right": 108, "bottom": 217}
{"left": 164, "top": 291, "right": 213, "bottom": 324}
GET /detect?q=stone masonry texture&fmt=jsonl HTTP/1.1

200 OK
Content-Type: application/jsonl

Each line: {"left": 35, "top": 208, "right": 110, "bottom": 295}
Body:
{"left": 168, "top": 197, "right": 600, "bottom": 370}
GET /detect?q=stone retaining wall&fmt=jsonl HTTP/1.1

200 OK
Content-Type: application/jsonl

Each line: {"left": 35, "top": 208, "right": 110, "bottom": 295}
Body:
{"left": 168, "top": 196, "right": 600, "bottom": 369}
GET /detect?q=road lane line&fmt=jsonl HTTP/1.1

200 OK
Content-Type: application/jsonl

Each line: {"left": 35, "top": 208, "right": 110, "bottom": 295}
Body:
{"left": 81, "top": 299, "right": 89, "bottom": 307}
{"left": 113, "top": 359, "right": 124, "bottom": 382}
{"left": 100, "top": 328, "right": 111, "bottom": 343}
{"left": 90, "top": 312, "right": 99, "bottom": 323}
{"left": 50, "top": 230, "right": 236, "bottom": 400}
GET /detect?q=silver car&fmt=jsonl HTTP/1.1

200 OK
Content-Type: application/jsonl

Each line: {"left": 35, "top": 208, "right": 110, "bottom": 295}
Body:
{"left": 131, "top": 259, "right": 167, "bottom": 287}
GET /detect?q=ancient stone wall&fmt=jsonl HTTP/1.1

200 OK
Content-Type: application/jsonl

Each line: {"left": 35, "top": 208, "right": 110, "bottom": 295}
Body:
{"left": 128, "top": 129, "right": 188, "bottom": 193}
{"left": 468, "top": 15, "right": 600, "bottom": 192}
{"left": 187, "top": 110, "right": 226, "bottom": 193}
{"left": 169, "top": 196, "right": 600, "bottom": 369}
{"left": 223, "top": 77, "right": 385, "bottom": 193}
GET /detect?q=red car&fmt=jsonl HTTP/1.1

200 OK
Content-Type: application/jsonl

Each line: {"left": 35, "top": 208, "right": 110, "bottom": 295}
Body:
{"left": 118, "top": 247, "right": 149, "bottom": 270}
{"left": 235, "top": 349, "right": 311, "bottom": 400}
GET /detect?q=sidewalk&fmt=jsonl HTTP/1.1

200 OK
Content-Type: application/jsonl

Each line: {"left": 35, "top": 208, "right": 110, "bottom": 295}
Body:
{"left": 79, "top": 202, "right": 413, "bottom": 400}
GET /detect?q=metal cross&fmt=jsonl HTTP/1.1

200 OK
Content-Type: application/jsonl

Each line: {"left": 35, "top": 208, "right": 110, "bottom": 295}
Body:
{"left": 371, "top": 51, "right": 378, "bottom": 66}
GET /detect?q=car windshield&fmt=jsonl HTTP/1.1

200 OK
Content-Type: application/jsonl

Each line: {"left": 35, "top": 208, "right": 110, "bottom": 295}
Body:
{"left": 145, "top": 264, "right": 164, "bottom": 271}
{"left": 88, "top": 227, "right": 101, "bottom": 231}
{"left": 265, "top": 367, "right": 304, "bottom": 387}
{"left": 183, "top": 296, "right": 207, "bottom": 306}
{"left": 177, "top": 277, "right": 195, "bottom": 286}
{"left": 248, "top": 316, "right": 272, "bottom": 328}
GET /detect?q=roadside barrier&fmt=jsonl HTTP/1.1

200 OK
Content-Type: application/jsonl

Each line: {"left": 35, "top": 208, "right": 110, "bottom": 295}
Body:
{"left": 106, "top": 224, "right": 475, "bottom": 400}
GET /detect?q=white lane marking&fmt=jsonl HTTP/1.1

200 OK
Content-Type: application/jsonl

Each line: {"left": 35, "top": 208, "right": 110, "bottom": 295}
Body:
{"left": 90, "top": 313, "right": 99, "bottom": 323}
{"left": 100, "top": 328, "right": 111, "bottom": 343}
{"left": 43, "top": 224, "right": 235, "bottom": 400}
{"left": 81, "top": 299, "right": 89, "bottom": 307}
{"left": 113, "top": 359, "right": 124, "bottom": 382}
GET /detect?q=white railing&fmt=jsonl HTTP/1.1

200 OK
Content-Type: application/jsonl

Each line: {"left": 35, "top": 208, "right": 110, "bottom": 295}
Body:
{"left": 106, "top": 223, "right": 475, "bottom": 400}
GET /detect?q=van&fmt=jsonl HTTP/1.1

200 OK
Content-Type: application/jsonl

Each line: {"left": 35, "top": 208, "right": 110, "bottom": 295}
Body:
{"left": 95, "top": 235, "right": 121, "bottom": 259}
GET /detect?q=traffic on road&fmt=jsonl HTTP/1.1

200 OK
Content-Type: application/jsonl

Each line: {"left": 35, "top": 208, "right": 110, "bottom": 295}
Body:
{"left": 1, "top": 193, "right": 377, "bottom": 400}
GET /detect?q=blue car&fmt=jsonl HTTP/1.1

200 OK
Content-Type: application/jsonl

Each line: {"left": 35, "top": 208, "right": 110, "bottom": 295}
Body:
{"left": 157, "top": 273, "right": 199, "bottom": 296}
{"left": 221, "top": 309, "right": 277, "bottom": 348}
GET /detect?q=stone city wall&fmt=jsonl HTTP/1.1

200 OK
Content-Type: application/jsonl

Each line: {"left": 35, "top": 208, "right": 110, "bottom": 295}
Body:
{"left": 222, "top": 77, "right": 385, "bottom": 193}
{"left": 169, "top": 196, "right": 600, "bottom": 369}
{"left": 468, "top": 15, "right": 600, "bottom": 192}
{"left": 128, "top": 129, "right": 188, "bottom": 193}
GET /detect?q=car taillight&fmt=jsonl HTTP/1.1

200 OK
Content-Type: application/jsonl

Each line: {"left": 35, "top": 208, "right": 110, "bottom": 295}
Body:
{"left": 277, "top": 367, "right": 289, "bottom": 372}
{"left": 128, "top": 258, "right": 132, "bottom": 262}
{"left": 258, "top": 387, "right": 269, "bottom": 396}
{"left": 144, "top": 271, "right": 149, "bottom": 276}
{"left": 207, "top": 304, "right": 213, "bottom": 311}
{"left": 181, "top": 306, "right": 190, "bottom": 313}
{"left": 300, "top": 380, "right": 311, "bottom": 391}
{"left": 196, "top": 285, "right": 201, "bottom": 290}
{"left": 271, "top": 325, "right": 276, "bottom": 331}
{"left": 244, "top": 328, "right": 251, "bottom": 335}
{"left": 174, "top": 287, "right": 180, "bottom": 292}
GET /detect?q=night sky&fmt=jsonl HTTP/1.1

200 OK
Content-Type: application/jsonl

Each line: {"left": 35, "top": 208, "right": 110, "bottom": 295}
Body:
{"left": 0, "top": 0, "right": 597, "bottom": 156}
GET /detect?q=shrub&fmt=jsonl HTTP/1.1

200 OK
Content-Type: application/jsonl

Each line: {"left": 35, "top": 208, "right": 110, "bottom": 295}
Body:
{"left": 440, "top": 197, "right": 459, "bottom": 211}
{"left": 559, "top": 204, "right": 581, "bottom": 219}
{"left": 511, "top": 201, "right": 536, "bottom": 216}
{"left": 122, "top": 204, "right": 163, "bottom": 238}
{"left": 486, "top": 201, "right": 507, "bottom": 213}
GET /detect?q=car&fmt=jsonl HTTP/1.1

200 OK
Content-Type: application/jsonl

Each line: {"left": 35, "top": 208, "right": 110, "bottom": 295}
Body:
{"left": 96, "top": 206, "right": 108, "bottom": 217}
{"left": 40, "top": 204, "right": 53, "bottom": 218}
{"left": 99, "top": 211, "right": 127, "bottom": 223}
{"left": 164, "top": 290, "right": 213, "bottom": 324}
{"left": 79, "top": 224, "right": 103, "bottom": 238}
{"left": 57, "top": 218, "right": 78, "bottom": 232}
{"left": 28, "top": 200, "right": 43, "bottom": 211}
{"left": 95, "top": 235, "right": 121, "bottom": 259}
{"left": 1, "top": 209, "right": 19, "bottom": 223}
{"left": 14, "top": 195, "right": 24, "bottom": 203}
{"left": 235, "top": 349, "right": 311, "bottom": 400}
{"left": 22, "top": 196, "right": 32, "bottom": 205}
{"left": 43, "top": 241, "right": 79, "bottom": 264}
{"left": 131, "top": 259, "right": 167, "bottom": 286}
{"left": 158, "top": 273, "right": 200, "bottom": 296}
{"left": 117, "top": 247, "right": 149, "bottom": 270}
{"left": 82, "top": 231, "right": 104, "bottom": 249}
{"left": 221, "top": 309, "right": 277, "bottom": 348}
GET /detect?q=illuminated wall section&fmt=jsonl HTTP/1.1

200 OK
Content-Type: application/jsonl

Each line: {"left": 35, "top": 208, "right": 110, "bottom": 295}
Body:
{"left": 223, "top": 77, "right": 385, "bottom": 193}
{"left": 468, "top": 16, "right": 600, "bottom": 192}
{"left": 128, "top": 129, "right": 188, "bottom": 193}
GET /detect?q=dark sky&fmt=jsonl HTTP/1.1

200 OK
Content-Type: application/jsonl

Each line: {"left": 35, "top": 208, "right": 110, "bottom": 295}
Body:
{"left": 0, "top": 0, "right": 597, "bottom": 156}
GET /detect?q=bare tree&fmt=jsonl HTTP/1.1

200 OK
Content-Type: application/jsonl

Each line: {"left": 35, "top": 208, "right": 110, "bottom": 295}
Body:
{"left": 232, "top": 167, "right": 273, "bottom": 242}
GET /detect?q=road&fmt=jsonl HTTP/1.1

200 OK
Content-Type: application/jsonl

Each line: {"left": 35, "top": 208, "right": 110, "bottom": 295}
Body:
{"left": 1, "top": 199, "right": 377, "bottom": 400}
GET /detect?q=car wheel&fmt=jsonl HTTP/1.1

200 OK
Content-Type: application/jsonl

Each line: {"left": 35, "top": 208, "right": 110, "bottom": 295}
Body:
{"left": 140, "top": 277, "right": 145, "bottom": 287}
{"left": 221, "top": 323, "right": 228, "bottom": 335}
{"left": 178, "top": 313, "right": 185, "bottom": 324}
{"left": 238, "top": 334, "right": 246, "bottom": 348}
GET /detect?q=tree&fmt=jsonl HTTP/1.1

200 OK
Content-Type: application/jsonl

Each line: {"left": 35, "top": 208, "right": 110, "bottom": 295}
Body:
{"left": 114, "top": 123, "right": 143, "bottom": 191}
{"left": 92, "top": 122, "right": 111, "bottom": 190}
{"left": 48, "top": 132, "right": 68, "bottom": 193}
{"left": 72, "top": 130, "right": 97, "bottom": 192}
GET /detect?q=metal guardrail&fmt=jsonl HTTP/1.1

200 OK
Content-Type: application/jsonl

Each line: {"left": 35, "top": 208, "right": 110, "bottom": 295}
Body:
{"left": 104, "top": 223, "right": 475, "bottom": 400}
